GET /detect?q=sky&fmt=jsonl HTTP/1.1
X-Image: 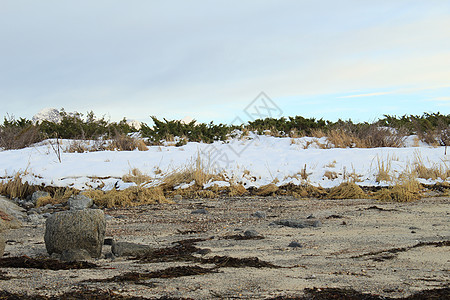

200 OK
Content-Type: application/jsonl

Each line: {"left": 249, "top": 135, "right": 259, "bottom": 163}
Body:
{"left": 0, "top": 0, "right": 449, "bottom": 125}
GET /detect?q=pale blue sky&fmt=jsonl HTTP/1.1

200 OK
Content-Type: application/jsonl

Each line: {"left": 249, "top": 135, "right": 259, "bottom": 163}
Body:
{"left": 1, "top": 0, "right": 449, "bottom": 124}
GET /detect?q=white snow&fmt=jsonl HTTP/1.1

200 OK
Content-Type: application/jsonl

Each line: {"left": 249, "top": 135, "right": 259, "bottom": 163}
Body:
{"left": 0, "top": 135, "right": 448, "bottom": 191}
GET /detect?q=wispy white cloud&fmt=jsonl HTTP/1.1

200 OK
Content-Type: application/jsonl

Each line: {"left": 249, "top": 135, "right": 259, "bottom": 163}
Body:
{"left": 338, "top": 92, "right": 394, "bottom": 99}
{"left": 427, "top": 97, "right": 450, "bottom": 102}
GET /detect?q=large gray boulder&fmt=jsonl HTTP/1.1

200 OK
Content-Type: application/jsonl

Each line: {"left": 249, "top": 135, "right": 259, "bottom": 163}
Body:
{"left": 44, "top": 209, "right": 106, "bottom": 258}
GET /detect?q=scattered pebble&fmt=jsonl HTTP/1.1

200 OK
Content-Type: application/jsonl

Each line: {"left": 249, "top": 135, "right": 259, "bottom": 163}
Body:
{"left": 252, "top": 211, "right": 266, "bottom": 219}
{"left": 288, "top": 241, "right": 302, "bottom": 248}
{"left": 244, "top": 230, "right": 259, "bottom": 237}
{"left": 191, "top": 208, "right": 208, "bottom": 214}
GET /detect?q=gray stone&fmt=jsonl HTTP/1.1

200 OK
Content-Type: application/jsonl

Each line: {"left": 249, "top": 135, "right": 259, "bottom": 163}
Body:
{"left": 288, "top": 241, "right": 302, "bottom": 248}
{"left": 111, "top": 241, "right": 152, "bottom": 257}
{"left": 31, "top": 191, "right": 50, "bottom": 205}
{"left": 42, "top": 212, "right": 52, "bottom": 218}
{"left": 44, "top": 209, "right": 106, "bottom": 258}
{"left": 191, "top": 208, "right": 208, "bottom": 214}
{"left": 244, "top": 230, "right": 259, "bottom": 237}
{"left": 60, "top": 249, "right": 92, "bottom": 262}
{"left": 105, "top": 252, "right": 115, "bottom": 260}
{"left": 68, "top": 194, "right": 93, "bottom": 210}
{"left": 272, "top": 219, "right": 322, "bottom": 228}
{"left": 27, "top": 209, "right": 38, "bottom": 215}
{"left": 252, "top": 211, "right": 266, "bottom": 219}
{"left": 27, "top": 214, "right": 45, "bottom": 224}
{"left": 0, "top": 196, "right": 26, "bottom": 223}
{"left": 173, "top": 195, "right": 182, "bottom": 201}
{"left": 44, "top": 204, "right": 53, "bottom": 210}
{"left": 24, "top": 201, "right": 35, "bottom": 209}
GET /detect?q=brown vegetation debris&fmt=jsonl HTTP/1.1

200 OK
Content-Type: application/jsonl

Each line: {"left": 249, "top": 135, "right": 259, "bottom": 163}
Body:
{"left": 0, "top": 256, "right": 98, "bottom": 270}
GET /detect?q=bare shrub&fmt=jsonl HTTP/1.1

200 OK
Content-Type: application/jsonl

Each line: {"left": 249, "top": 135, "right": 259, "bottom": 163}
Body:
{"left": 106, "top": 135, "right": 148, "bottom": 151}
{"left": 0, "top": 125, "right": 42, "bottom": 150}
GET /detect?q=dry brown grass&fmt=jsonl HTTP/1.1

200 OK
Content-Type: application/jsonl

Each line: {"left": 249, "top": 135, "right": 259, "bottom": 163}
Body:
{"left": 375, "top": 156, "right": 392, "bottom": 183}
{"left": 162, "top": 154, "right": 222, "bottom": 191}
{"left": 83, "top": 186, "right": 170, "bottom": 208}
{"left": 256, "top": 183, "right": 279, "bottom": 196}
{"left": 325, "top": 160, "right": 337, "bottom": 168}
{"left": 413, "top": 153, "right": 450, "bottom": 180}
{"left": 65, "top": 140, "right": 90, "bottom": 153}
{"left": 106, "top": 135, "right": 148, "bottom": 151}
{"left": 323, "top": 171, "right": 338, "bottom": 180}
{"left": 0, "top": 172, "right": 38, "bottom": 199}
{"left": 326, "top": 129, "right": 365, "bottom": 148}
{"left": 327, "top": 182, "right": 367, "bottom": 199}
{"left": 289, "top": 184, "right": 327, "bottom": 199}
{"left": 300, "top": 164, "right": 310, "bottom": 180}
{"left": 122, "top": 168, "right": 153, "bottom": 186}
{"left": 36, "top": 188, "right": 75, "bottom": 207}
{"left": 373, "top": 179, "right": 422, "bottom": 202}
{"left": 228, "top": 184, "right": 247, "bottom": 196}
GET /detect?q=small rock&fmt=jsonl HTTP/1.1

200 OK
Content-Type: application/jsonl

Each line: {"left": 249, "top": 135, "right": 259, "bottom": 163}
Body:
{"left": 27, "top": 209, "right": 38, "bottom": 215}
{"left": 252, "top": 211, "right": 266, "bottom": 219}
{"left": 44, "top": 204, "right": 53, "bottom": 210}
{"left": 191, "top": 208, "right": 208, "bottom": 214}
{"left": 105, "top": 252, "right": 115, "bottom": 260}
{"left": 288, "top": 241, "right": 302, "bottom": 248}
{"left": 111, "top": 241, "right": 152, "bottom": 257}
{"left": 272, "top": 219, "right": 322, "bottom": 228}
{"left": 105, "top": 215, "right": 114, "bottom": 220}
{"left": 173, "top": 195, "right": 182, "bottom": 201}
{"left": 244, "top": 230, "right": 259, "bottom": 237}
{"left": 42, "top": 213, "right": 52, "bottom": 218}
{"left": 68, "top": 195, "right": 93, "bottom": 210}
{"left": 28, "top": 214, "right": 44, "bottom": 224}
{"left": 196, "top": 248, "right": 212, "bottom": 255}
{"left": 53, "top": 204, "right": 63, "bottom": 208}
{"left": 23, "top": 201, "right": 35, "bottom": 209}
{"left": 60, "top": 249, "right": 92, "bottom": 262}
{"left": 31, "top": 191, "right": 50, "bottom": 205}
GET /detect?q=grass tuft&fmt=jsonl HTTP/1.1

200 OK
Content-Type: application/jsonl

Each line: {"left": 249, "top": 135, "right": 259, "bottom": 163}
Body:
{"left": 328, "top": 182, "right": 367, "bottom": 199}
{"left": 83, "top": 186, "right": 170, "bottom": 208}
{"left": 375, "top": 156, "right": 392, "bottom": 183}
{"left": 256, "top": 183, "right": 279, "bottom": 196}
{"left": 373, "top": 179, "right": 422, "bottom": 202}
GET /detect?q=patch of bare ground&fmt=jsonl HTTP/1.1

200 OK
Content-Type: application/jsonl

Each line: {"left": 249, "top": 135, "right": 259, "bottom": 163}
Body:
{"left": 0, "top": 196, "right": 449, "bottom": 299}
